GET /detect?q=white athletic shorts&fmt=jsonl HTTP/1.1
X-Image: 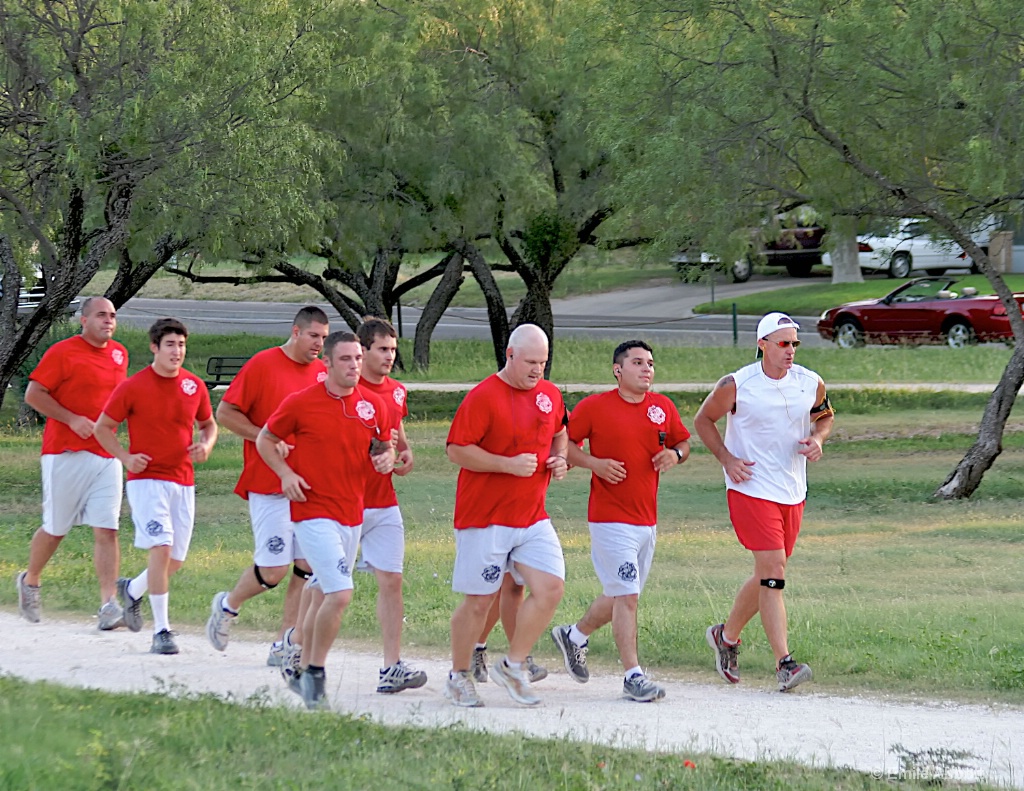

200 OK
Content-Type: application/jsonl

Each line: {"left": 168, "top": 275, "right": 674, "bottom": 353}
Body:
{"left": 356, "top": 506, "right": 404, "bottom": 574}
{"left": 41, "top": 452, "right": 123, "bottom": 536}
{"left": 125, "top": 479, "right": 195, "bottom": 562}
{"left": 452, "top": 519, "right": 565, "bottom": 596}
{"left": 294, "top": 518, "right": 360, "bottom": 595}
{"left": 589, "top": 522, "right": 657, "bottom": 598}
{"left": 249, "top": 493, "right": 305, "bottom": 567}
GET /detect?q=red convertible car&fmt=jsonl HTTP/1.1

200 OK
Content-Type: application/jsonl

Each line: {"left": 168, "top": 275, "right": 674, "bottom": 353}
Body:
{"left": 817, "top": 277, "right": 1024, "bottom": 349}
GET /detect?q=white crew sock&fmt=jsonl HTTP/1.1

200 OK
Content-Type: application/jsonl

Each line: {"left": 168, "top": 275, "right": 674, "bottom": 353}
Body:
{"left": 150, "top": 592, "right": 170, "bottom": 633}
{"left": 568, "top": 624, "right": 588, "bottom": 646}
{"left": 127, "top": 571, "right": 148, "bottom": 601}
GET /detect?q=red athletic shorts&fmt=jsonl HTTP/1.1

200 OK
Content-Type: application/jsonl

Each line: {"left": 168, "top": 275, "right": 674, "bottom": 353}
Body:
{"left": 727, "top": 490, "right": 805, "bottom": 557}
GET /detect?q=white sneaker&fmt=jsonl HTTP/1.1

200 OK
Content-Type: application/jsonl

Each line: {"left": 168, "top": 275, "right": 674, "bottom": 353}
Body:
{"left": 445, "top": 670, "right": 483, "bottom": 707}
{"left": 205, "top": 591, "right": 235, "bottom": 651}
{"left": 16, "top": 571, "right": 41, "bottom": 623}
{"left": 97, "top": 598, "right": 125, "bottom": 630}
{"left": 491, "top": 658, "right": 541, "bottom": 706}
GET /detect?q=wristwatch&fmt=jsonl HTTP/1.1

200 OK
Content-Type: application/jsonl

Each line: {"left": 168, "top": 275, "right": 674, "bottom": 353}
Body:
{"left": 671, "top": 447, "right": 684, "bottom": 462}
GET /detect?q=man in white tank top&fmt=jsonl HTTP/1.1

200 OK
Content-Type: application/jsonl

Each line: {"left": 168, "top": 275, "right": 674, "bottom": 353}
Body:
{"left": 694, "top": 312, "right": 834, "bottom": 692}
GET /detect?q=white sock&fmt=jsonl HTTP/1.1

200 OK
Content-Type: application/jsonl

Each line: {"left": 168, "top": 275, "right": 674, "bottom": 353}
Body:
{"left": 568, "top": 624, "right": 588, "bottom": 647}
{"left": 503, "top": 657, "right": 522, "bottom": 672}
{"left": 222, "top": 595, "right": 239, "bottom": 615}
{"left": 150, "top": 592, "right": 170, "bottom": 632}
{"left": 625, "top": 665, "right": 643, "bottom": 679}
{"left": 127, "top": 571, "right": 148, "bottom": 601}
{"left": 475, "top": 642, "right": 487, "bottom": 650}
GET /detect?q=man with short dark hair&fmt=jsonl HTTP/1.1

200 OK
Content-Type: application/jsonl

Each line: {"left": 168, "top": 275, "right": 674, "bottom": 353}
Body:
{"left": 445, "top": 323, "right": 568, "bottom": 708}
{"left": 205, "top": 306, "right": 329, "bottom": 665}
{"left": 694, "top": 312, "right": 834, "bottom": 692}
{"left": 553, "top": 340, "right": 690, "bottom": 702}
{"left": 95, "top": 318, "right": 218, "bottom": 655}
{"left": 257, "top": 330, "right": 395, "bottom": 709}
{"left": 17, "top": 297, "right": 129, "bottom": 628}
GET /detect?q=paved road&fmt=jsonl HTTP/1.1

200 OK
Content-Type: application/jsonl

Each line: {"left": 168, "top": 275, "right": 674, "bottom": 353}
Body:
{"left": 116, "top": 275, "right": 831, "bottom": 348}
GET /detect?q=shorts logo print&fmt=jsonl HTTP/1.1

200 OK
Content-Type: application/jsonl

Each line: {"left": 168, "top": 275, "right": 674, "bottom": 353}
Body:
{"left": 181, "top": 378, "right": 198, "bottom": 396}
{"left": 647, "top": 405, "right": 666, "bottom": 424}
{"left": 481, "top": 564, "right": 502, "bottom": 583}
{"left": 617, "top": 562, "right": 638, "bottom": 582}
{"left": 535, "top": 392, "right": 553, "bottom": 414}
{"left": 266, "top": 536, "right": 285, "bottom": 555}
{"left": 337, "top": 558, "right": 350, "bottom": 576}
{"left": 393, "top": 388, "right": 406, "bottom": 406}
{"left": 146, "top": 520, "right": 164, "bottom": 536}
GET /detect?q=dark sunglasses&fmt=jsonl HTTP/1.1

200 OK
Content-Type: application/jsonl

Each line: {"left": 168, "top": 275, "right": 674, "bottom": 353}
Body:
{"left": 768, "top": 340, "right": 801, "bottom": 348}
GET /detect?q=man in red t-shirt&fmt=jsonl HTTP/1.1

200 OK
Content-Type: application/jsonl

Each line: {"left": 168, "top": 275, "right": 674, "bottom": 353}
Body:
{"left": 95, "top": 318, "right": 218, "bottom": 656}
{"left": 204, "top": 306, "right": 329, "bottom": 665}
{"left": 257, "top": 330, "right": 395, "bottom": 710}
{"left": 444, "top": 324, "right": 569, "bottom": 708}
{"left": 553, "top": 340, "right": 691, "bottom": 702}
{"left": 16, "top": 297, "right": 128, "bottom": 628}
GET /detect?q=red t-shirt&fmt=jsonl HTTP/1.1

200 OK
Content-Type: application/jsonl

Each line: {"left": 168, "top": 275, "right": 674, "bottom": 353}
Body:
{"left": 101, "top": 366, "right": 213, "bottom": 485}
{"left": 447, "top": 375, "right": 567, "bottom": 530}
{"left": 568, "top": 390, "right": 690, "bottom": 525}
{"left": 358, "top": 376, "right": 408, "bottom": 509}
{"left": 266, "top": 384, "right": 393, "bottom": 525}
{"left": 29, "top": 335, "right": 129, "bottom": 457}
{"left": 221, "top": 347, "right": 328, "bottom": 499}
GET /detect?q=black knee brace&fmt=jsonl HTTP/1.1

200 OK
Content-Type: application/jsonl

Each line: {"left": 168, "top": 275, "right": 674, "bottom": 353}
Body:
{"left": 760, "top": 577, "right": 785, "bottom": 590}
{"left": 293, "top": 564, "right": 312, "bottom": 581}
{"left": 254, "top": 564, "right": 279, "bottom": 590}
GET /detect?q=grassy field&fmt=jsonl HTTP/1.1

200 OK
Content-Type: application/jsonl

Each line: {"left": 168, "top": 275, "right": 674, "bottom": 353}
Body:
{"left": 82, "top": 248, "right": 677, "bottom": 309}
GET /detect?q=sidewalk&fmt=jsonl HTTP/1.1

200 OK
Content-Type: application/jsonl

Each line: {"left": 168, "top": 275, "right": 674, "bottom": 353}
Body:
{"left": 403, "top": 382, "right": 999, "bottom": 393}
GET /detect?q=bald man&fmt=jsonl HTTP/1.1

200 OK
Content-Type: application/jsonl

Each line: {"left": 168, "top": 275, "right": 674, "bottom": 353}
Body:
{"left": 444, "top": 324, "right": 569, "bottom": 707}
{"left": 17, "top": 297, "right": 129, "bottom": 628}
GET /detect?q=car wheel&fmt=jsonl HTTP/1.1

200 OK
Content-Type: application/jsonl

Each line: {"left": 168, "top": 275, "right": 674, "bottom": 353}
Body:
{"left": 925, "top": 268, "right": 946, "bottom": 276}
{"left": 945, "top": 321, "right": 977, "bottom": 349}
{"left": 785, "top": 261, "right": 814, "bottom": 278}
{"left": 834, "top": 318, "right": 865, "bottom": 349}
{"left": 889, "top": 252, "right": 911, "bottom": 278}
{"left": 729, "top": 257, "right": 753, "bottom": 283}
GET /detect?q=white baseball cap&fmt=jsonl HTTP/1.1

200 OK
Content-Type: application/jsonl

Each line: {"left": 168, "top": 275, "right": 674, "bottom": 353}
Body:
{"left": 756, "top": 312, "right": 800, "bottom": 341}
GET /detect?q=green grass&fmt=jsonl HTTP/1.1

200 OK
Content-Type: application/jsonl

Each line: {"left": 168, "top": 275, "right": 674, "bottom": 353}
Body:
{"left": 694, "top": 274, "right": 1024, "bottom": 316}
{"left": 0, "top": 678, "right": 984, "bottom": 791}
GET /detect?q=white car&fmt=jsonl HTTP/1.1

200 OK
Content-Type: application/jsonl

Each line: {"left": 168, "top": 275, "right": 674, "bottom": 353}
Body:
{"left": 823, "top": 219, "right": 982, "bottom": 278}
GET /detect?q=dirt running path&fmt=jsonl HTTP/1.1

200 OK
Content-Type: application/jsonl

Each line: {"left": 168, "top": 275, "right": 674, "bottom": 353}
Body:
{"left": 3, "top": 611, "right": 1020, "bottom": 788}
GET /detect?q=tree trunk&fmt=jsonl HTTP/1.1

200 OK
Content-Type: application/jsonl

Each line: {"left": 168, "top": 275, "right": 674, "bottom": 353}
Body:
{"left": 828, "top": 217, "right": 863, "bottom": 284}
{"left": 413, "top": 252, "right": 464, "bottom": 369}
{"left": 935, "top": 325, "right": 1024, "bottom": 499}
{"left": 510, "top": 279, "right": 556, "bottom": 378}
{"left": 460, "top": 240, "right": 509, "bottom": 369}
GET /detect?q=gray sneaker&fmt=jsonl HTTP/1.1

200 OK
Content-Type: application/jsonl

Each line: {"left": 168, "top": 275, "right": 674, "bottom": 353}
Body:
{"left": 777, "top": 658, "right": 813, "bottom": 692}
{"left": 491, "top": 658, "right": 541, "bottom": 706}
{"left": 377, "top": 660, "right": 428, "bottom": 694}
{"left": 445, "top": 670, "right": 483, "bottom": 708}
{"left": 16, "top": 571, "right": 41, "bottom": 623}
{"left": 268, "top": 627, "right": 295, "bottom": 667}
{"left": 280, "top": 641, "right": 302, "bottom": 688}
{"left": 205, "top": 591, "right": 234, "bottom": 651}
{"left": 472, "top": 645, "right": 488, "bottom": 683}
{"left": 706, "top": 624, "right": 740, "bottom": 684}
{"left": 299, "top": 669, "right": 328, "bottom": 710}
{"left": 623, "top": 673, "right": 666, "bottom": 702}
{"left": 150, "top": 629, "right": 179, "bottom": 655}
{"left": 550, "top": 624, "right": 589, "bottom": 683}
{"left": 116, "top": 577, "right": 144, "bottom": 632}
{"left": 97, "top": 599, "right": 125, "bottom": 630}
{"left": 526, "top": 655, "right": 548, "bottom": 683}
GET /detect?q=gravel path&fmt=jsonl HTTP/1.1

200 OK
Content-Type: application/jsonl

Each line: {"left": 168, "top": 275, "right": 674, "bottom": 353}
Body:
{"left": 3, "top": 611, "right": 1021, "bottom": 787}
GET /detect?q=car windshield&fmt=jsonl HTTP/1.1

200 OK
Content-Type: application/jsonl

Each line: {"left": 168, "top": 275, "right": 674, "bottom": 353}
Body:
{"left": 888, "top": 279, "right": 958, "bottom": 303}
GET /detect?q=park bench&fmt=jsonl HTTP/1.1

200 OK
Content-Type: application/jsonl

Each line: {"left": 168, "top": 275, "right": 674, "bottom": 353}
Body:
{"left": 203, "top": 356, "right": 250, "bottom": 390}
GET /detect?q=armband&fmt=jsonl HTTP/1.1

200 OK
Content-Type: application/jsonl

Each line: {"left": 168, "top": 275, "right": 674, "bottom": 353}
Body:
{"left": 810, "top": 393, "right": 834, "bottom": 422}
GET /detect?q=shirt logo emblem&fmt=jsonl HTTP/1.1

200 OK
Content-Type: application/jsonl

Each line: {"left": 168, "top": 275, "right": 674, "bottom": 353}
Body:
{"left": 181, "top": 378, "right": 198, "bottom": 396}
{"left": 316, "top": 371, "right": 327, "bottom": 383}
{"left": 536, "top": 393, "right": 553, "bottom": 414}
{"left": 393, "top": 388, "right": 406, "bottom": 406}
{"left": 356, "top": 400, "right": 376, "bottom": 421}
{"left": 111, "top": 349, "right": 125, "bottom": 366}
{"left": 647, "top": 405, "right": 666, "bottom": 425}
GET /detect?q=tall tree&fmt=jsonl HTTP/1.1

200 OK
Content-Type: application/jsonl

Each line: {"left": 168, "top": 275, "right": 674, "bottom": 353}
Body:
{"left": 0, "top": 0, "right": 324, "bottom": 408}
{"left": 612, "top": 0, "right": 1024, "bottom": 497}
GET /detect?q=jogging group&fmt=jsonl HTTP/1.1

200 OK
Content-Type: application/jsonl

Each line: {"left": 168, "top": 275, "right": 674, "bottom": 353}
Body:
{"left": 14, "top": 297, "right": 834, "bottom": 710}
